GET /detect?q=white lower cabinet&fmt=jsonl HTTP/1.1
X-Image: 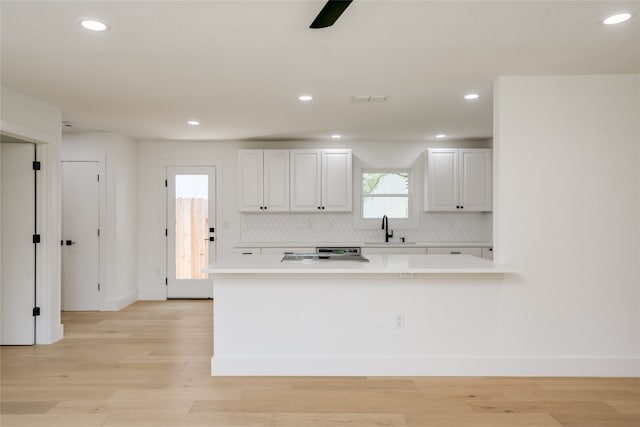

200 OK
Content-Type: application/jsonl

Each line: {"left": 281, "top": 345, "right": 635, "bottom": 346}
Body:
{"left": 261, "top": 247, "right": 315, "bottom": 255}
{"left": 361, "top": 247, "right": 427, "bottom": 255}
{"left": 234, "top": 248, "right": 261, "bottom": 256}
{"left": 427, "top": 247, "right": 483, "bottom": 257}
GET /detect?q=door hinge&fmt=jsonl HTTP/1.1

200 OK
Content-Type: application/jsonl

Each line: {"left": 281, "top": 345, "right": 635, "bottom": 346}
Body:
{"left": 98, "top": 283, "right": 101, "bottom": 291}
{"left": 32, "top": 234, "right": 41, "bottom": 244}
{"left": 32, "top": 161, "right": 41, "bottom": 171}
{"left": 32, "top": 307, "right": 41, "bottom": 316}
{"left": 165, "top": 277, "right": 168, "bottom": 286}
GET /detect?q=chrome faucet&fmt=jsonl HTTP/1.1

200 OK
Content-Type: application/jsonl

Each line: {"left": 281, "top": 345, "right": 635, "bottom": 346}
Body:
{"left": 381, "top": 215, "right": 393, "bottom": 242}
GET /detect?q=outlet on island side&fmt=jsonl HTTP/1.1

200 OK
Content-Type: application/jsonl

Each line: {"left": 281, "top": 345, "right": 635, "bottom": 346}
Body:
{"left": 395, "top": 314, "right": 405, "bottom": 329}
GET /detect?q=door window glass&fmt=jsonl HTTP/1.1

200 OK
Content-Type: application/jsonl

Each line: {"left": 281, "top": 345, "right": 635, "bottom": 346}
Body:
{"left": 175, "top": 175, "right": 208, "bottom": 279}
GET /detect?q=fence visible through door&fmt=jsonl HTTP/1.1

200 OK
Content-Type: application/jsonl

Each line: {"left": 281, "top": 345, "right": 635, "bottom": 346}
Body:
{"left": 167, "top": 166, "right": 216, "bottom": 298}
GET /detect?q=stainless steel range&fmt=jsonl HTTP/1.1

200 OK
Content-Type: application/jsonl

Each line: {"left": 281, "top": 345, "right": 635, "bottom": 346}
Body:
{"left": 281, "top": 247, "right": 369, "bottom": 262}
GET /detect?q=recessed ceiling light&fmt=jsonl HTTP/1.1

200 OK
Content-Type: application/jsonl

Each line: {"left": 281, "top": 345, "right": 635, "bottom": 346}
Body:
{"left": 436, "top": 134, "right": 447, "bottom": 139}
{"left": 187, "top": 120, "right": 200, "bottom": 126}
{"left": 603, "top": 13, "right": 632, "bottom": 25}
{"left": 78, "top": 19, "right": 109, "bottom": 32}
{"left": 331, "top": 134, "right": 341, "bottom": 139}
{"left": 298, "top": 95, "right": 313, "bottom": 102}
{"left": 464, "top": 93, "right": 479, "bottom": 100}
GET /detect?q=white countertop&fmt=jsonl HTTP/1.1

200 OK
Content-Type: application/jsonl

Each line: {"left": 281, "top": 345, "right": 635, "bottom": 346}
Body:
{"left": 204, "top": 254, "right": 513, "bottom": 276}
{"left": 234, "top": 241, "right": 492, "bottom": 248}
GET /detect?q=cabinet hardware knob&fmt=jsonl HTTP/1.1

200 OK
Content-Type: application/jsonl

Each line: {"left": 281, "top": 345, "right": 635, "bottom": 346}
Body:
{"left": 321, "top": 206, "right": 325, "bottom": 210}
{"left": 264, "top": 206, "right": 267, "bottom": 210}
{"left": 317, "top": 206, "right": 321, "bottom": 210}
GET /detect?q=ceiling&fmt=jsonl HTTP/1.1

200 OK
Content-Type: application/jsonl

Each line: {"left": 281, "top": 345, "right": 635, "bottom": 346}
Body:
{"left": 1, "top": 1, "right": 638, "bottom": 142}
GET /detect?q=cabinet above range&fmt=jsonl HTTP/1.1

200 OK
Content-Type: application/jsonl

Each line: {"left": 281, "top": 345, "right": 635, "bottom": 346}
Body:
{"left": 238, "top": 149, "right": 352, "bottom": 213}
{"left": 290, "top": 149, "right": 352, "bottom": 212}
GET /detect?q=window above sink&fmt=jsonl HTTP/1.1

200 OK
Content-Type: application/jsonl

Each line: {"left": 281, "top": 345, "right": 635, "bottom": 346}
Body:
{"left": 354, "top": 166, "right": 420, "bottom": 230}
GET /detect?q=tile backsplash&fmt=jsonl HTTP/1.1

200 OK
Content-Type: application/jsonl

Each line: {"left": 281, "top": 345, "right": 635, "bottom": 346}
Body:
{"left": 240, "top": 212, "right": 492, "bottom": 243}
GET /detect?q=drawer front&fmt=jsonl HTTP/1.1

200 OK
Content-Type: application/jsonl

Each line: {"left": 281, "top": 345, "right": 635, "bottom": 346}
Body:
{"left": 233, "top": 248, "right": 261, "bottom": 256}
{"left": 261, "top": 247, "right": 315, "bottom": 255}
{"left": 361, "top": 247, "right": 427, "bottom": 255}
{"left": 427, "top": 247, "right": 482, "bottom": 257}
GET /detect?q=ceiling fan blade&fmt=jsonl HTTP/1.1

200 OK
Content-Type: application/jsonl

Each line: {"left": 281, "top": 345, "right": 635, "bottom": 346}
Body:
{"left": 310, "top": 0, "right": 353, "bottom": 29}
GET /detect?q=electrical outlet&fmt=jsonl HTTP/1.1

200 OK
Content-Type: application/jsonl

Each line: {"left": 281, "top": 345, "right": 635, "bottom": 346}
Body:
{"left": 395, "top": 314, "right": 405, "bottom": 329}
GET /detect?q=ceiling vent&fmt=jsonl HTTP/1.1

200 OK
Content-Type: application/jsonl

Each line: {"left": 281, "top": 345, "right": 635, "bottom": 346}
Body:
{"left": 351, "top": 95, "right": 389, "bottom": 103}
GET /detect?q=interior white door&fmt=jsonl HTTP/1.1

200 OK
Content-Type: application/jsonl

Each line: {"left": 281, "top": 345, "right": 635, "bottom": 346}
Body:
{"left": 1, "top": 142, "right": 36, "bottom": 345}
{"left": 167, "top": 166, "right": 216, "bottom": 298}
{"left": 62, "top": 161, "right": 100, "bottom": 311}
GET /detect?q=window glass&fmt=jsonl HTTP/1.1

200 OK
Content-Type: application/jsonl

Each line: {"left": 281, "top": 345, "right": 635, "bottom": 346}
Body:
{"left": 362, "top": 171, "right": 409, "bottom": 219}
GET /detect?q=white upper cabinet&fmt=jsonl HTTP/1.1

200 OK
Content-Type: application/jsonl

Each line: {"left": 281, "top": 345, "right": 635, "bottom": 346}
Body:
{"left": 238, "top": 150, "right": 290, "bottom": 212}
{"left": 289, "top": 150, "right": 322, "bottom": 211}
{"left": 424, "top": 148, "right": 492, "bottom": 212}
{"left": 322, "top": 149, "right": 352, "bottom": 211}
{"left": 290, "top": 149, "right": 352, "bottom": 212}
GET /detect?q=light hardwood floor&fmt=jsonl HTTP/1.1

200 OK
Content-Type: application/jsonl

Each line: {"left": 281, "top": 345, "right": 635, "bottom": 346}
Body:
{"left": 1, "top": 300, "right": 639, "bottom": 426}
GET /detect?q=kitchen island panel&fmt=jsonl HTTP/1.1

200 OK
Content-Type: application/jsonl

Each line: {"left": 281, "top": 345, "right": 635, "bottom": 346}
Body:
{"left": 211, "top": 274, "right": 505, "bottom": 376}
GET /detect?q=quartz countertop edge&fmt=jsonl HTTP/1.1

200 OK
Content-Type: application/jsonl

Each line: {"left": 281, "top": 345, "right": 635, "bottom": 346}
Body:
{"left": 234, "top": 241, "right": 493, "bottom": 248}
{"left": 203, "top": 254, "right": 514, "bottom": 276}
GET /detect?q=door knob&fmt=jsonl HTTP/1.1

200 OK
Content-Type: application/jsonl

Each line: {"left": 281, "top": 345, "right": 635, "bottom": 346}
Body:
{"left": 65, "top": 240, "right": 76, "bottom": 246}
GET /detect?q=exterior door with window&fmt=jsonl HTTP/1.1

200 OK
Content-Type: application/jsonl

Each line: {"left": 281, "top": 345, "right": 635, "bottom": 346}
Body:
{"left": 167, "top": 166, "right": 216, "bottom": 298}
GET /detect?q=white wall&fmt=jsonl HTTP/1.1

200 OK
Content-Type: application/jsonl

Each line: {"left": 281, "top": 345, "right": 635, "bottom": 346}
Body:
{"left": 0, "top": 86, "right": 63, "bottom": 344}
{"left": 493, "top": 74, "right": 640, "bottom": 375}
{"left": 62, "top": 132, "right": 138, "bottom": 310}
{"left": 137, "top": 140, "right": 491, "bottom": 299}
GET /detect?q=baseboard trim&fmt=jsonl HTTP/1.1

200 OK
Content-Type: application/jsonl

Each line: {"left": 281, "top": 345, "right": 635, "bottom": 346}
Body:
{"left": 103, "top": 291, "right": 138, "bottom": 311}
{"left": 138, "top": 288, "right": 167, "bottom": 301}
{"left": 211, "top": 356, "right": 640, "bottom": 377}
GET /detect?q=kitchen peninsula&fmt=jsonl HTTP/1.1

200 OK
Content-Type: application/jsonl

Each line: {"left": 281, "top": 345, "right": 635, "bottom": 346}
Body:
{"left": 205, "top": 253, "right": 514, "bottom": 376}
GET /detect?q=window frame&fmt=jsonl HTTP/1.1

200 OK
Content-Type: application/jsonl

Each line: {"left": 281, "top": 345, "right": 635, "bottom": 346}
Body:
{"left": 353, "top": 167, "right": 419, "bottom": 229}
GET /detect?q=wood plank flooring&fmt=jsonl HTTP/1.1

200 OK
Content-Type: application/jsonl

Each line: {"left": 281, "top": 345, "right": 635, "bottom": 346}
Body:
{"left": 2, "top": 300, "right": 639, "bottom": 426}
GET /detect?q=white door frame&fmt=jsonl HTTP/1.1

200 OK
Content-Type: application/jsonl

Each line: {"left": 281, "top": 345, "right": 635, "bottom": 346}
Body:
{"left": 165, "top": 164, "right": 218, "bottom": 299}
{"left": 1, "top": 123, "right": 62, "bottom": 344}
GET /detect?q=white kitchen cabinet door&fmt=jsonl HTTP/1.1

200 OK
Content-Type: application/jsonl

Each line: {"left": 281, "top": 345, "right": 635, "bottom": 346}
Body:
{"left": 238, "top": 150, "right": 264, "bottom": 211}
{"left": 263, "top": 150, "right": 290, "bottom": 211}
{"left": 261, "top": 247, "right": 315, "bottom": 255}
{"left": 427, "top": 247, "right": 483, "bottom": 257}
{"left": 290, "top": 149, "right": 352, "bottom": 212}
{"left": 238, "top": 150, "right": 289, "bottom": 211}
{"left": 459, "top": 149, "right": 492, "bottom": 212}
{"left": 424, "top": 148, "right": 492, "bottom": 212}
{"left": 361, "top": 247, "right": 427, "bottom": 255}
{"left": 424, "top": 149, "right": 458, "bottom": 211}
{"left": 233, "top": 248, "right": 261, "bottom": 256}
{"left": 322, "top": 149, "right": 352, "bottom": 211}
{"left": 290, "top": 149, "right": 322, "bottom": 211}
